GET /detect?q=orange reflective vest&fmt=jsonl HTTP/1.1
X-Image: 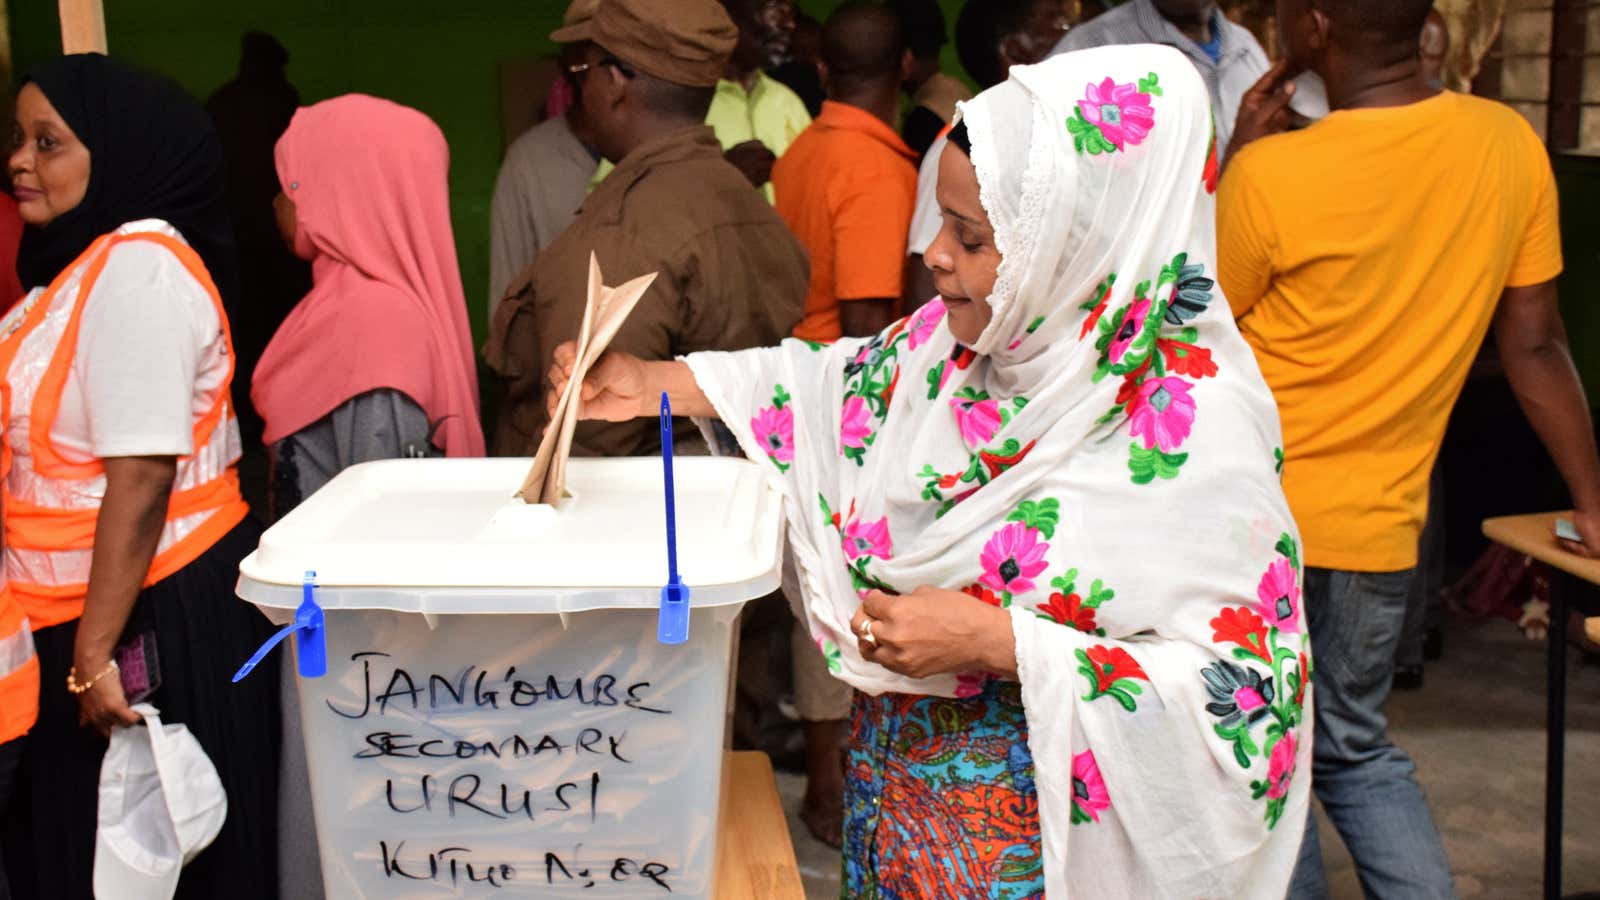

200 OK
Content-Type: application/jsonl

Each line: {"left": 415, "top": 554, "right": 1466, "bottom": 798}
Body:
{"left": 0, "top": 225, "right": 249, "bottom": 629}
{"left": 0, "top": 583, "right": 37, "bottom": 744}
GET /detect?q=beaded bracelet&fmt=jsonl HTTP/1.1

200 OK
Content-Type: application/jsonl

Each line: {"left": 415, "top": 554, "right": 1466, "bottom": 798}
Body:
{"left": 66, "top": 659, "right": 119, "bottom": 695}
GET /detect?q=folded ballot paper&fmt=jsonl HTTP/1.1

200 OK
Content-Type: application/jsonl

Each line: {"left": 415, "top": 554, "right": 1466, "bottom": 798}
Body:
{"left": 518, "top": 254, "right": 657, "bottom": 505}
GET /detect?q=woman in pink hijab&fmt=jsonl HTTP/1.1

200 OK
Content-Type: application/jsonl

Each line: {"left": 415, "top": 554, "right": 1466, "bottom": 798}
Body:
{"left": 255, "top": 93, "right": 484, "bottom": 519}
{"left": 257, "top": 96, "right": 486, "bottom": 897}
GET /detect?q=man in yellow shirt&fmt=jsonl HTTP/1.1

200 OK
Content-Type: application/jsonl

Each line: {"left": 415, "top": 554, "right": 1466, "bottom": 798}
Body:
{"left": 1219, "top": 0, "right": 1600, "bottom": 896}
{"left": 591, "top": 0, "right": 813, "bottom": 201}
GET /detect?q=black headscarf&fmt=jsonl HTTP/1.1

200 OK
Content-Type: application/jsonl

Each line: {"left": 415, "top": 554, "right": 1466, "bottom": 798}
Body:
{"left": 16, "top": 53, "right": 239, "bottom": 306}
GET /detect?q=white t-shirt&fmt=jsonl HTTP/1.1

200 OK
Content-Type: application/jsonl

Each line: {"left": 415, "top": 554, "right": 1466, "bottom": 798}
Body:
{"left": 47, "top": 232, "right": 228, "bottom": 462}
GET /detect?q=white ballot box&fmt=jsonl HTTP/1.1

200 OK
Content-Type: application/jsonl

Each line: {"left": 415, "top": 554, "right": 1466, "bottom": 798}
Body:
{"left": 236, "top": 457, "right": 783, "bottom": 899}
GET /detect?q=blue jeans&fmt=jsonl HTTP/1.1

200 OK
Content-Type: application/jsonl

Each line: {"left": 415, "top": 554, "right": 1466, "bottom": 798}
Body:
{"left": 1290, "top": 568, "right": 1456, "bottom": 900}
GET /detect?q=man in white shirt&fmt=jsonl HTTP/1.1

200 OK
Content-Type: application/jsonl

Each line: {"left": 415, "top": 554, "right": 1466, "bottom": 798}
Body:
{"left": 487, "top": 0, "right": 601, "bottom": 320}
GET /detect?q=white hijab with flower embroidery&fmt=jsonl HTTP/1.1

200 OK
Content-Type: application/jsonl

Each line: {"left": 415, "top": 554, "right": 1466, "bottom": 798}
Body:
{"left": 687, "top": 46, "right": 1310, "bottom": 898}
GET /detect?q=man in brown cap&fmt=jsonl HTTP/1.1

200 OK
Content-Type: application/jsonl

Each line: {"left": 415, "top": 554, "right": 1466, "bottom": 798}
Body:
{"left": 484, "top": 0, "right": 809, "bottom": 458}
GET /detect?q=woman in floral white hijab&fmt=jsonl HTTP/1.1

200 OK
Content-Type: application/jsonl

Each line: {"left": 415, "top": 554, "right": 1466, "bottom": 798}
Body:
{"left": 554, "top": 45, "right": 1310, "bottom": 899}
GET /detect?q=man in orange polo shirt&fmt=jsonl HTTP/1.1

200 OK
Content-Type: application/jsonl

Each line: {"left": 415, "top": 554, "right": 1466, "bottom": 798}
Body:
{"left": 775, "top": 2, "right": 917, "bottom": 343}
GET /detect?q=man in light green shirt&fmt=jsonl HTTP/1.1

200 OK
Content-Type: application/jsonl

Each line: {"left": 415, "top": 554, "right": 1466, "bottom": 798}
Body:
{"left": 591, "top": 0, "right": 811, "bottom": 201}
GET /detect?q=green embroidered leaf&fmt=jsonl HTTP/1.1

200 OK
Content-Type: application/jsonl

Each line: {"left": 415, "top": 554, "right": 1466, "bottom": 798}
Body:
{"left": 1158, "top": 254, "right": 1185, "bottom": 288}
{"left": 1214, "top": 722, "right": 1259, "bottom": 769}
{"left": 1138, "top": 72, "right": 1163, "bottom": 96}
{"left": 1051, "top": 569, "right": 1080, "bottom": 593}
{"left": 817, "top": 493, "right": 834, "bottom": 525}
{"left": 772, "top": 384, "right": 791, "bottom": 409}
{"left": 1231, "top": 646, "right": 1266, "bottom": 664}
{"left": 802, "top": 340, "right": 826, "bottom": 352}
{"left": 1275, "top": 532, "right": 1301, "bottom": 571}
{"left": 1086, "top": 579, "right": 1114, "bottom": 608}
{"left": 1273, "top": 446, "right": 1285, "bottom": 475}
{"left": 1128, "top": 443, "right": 1189, "bottom": 485}
{"left": 960, "top": 454, "right": 986, "bottom": 486}
{"left": 1096, "top": 403, "right": 1128, "bottom": 426}
{"left": 1067, "top": 110, "right": 1117, "bottom": 155}
{"left": 1109, "top": 687, "right": 1138, "bottom": 713}
{"left": 926, "top": 362, "right": 947, "bottom": 400}
{"left": 821, "top": 639, "right": 843, "bottom": 674}
{"left": 1152, "top": 341, "right": 1177, "bottom": 373}
{"left": 1265, "top": 796, "right": 1287, "bottom": 829}
{"left": 1007, "top": 498, "right": 1061, "bottom": 539}
{"left": 1081, "top": 273, "right": 1117, "bottom": 311}
{"left": 1026, "top": 316, "right": 1046, "bottom": 334}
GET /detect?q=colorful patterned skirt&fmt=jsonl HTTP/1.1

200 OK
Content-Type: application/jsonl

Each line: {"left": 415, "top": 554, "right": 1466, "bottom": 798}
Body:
{"left": 842, "top": 680, "right": 1044, "bottom": 899}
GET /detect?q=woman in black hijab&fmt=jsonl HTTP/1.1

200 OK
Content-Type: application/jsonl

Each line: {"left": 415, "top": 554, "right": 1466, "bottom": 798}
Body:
{"left": 15, "top": 54, "right": 240, "bottom": 299}
{"left": 1, "top": 55, "right": 277, "bottom": 900}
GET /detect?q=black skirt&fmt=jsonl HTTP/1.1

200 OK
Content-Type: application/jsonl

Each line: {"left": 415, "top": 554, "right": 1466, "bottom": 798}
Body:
{"left": 0, "top": 518, "right": 280, "bottom": 900}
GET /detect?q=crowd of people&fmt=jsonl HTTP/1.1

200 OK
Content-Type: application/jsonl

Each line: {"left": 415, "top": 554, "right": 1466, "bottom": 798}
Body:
{"left": 0, "top": 0, "right": 1594, "bottom": 897}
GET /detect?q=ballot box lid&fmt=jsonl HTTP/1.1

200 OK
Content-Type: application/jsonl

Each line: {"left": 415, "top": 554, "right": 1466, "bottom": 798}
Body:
{"left": 236, "top": 457, "right": 784, "bottom": 614}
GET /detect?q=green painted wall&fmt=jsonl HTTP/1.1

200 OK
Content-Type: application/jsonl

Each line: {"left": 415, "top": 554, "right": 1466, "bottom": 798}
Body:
{"left": 9, "top": 0, "right": 967, "bottom": 341}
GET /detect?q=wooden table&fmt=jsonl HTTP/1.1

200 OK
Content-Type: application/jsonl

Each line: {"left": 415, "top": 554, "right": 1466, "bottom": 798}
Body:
{"left": 715, "top": 751, "right": 806, "bottom": 899}
{"left": 1482, "top": 511, "right": 1600, "bottom": 900}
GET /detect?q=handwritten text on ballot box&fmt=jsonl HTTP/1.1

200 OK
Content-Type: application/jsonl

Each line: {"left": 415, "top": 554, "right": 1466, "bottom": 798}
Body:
{"left": 236, "top": 458, "right": 784, "bottom": 898}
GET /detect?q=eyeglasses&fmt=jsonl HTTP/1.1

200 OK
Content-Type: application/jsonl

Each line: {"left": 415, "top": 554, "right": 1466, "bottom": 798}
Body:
{"left": 566, "top": 56, "right": 637, "bottom": 80}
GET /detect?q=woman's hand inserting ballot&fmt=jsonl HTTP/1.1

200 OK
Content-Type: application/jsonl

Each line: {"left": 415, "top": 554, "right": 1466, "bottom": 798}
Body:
{"left": 849, "top": 587, "right": 1018, "bottom": 680}
{"left": 547, "top": 343, "right": 718, "bottom": 422}
{"left": 548, "top": 342, "right": 648, "bottom": 421}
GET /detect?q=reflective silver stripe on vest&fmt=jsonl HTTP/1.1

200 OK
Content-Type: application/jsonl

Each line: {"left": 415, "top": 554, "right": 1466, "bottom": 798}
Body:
{"left": 0, "top": 618, "right": 35, "bottom": 678}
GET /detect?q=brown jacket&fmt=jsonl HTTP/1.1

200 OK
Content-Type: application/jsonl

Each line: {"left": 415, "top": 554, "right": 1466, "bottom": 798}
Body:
{"left": 485, "top": 125, "right": 808, "bottom": 457}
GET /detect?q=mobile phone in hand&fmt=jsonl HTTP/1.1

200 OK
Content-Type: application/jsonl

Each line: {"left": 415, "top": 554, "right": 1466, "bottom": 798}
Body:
{"left": 115, "top": 632, "right": 161, "bottom": 704}
{"left": 1556, "top": 518, "right": 1581, "bottom": 543}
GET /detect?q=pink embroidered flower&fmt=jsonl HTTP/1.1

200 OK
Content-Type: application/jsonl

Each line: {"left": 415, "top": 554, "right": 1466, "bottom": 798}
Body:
{"left": 1234, "top": 684, "right": 1267, "bottom": 713}
{"left": 750, "top": 406, "right": 794, "bottom": 465}
{"left": 951, "top": 396, "right": 1003, "bottom": 449}
{"left": 1255, "top": 558, "right": 1301, "bottom": 633}
{"left": 1107, "top": 297, "right": 1152, "bottom": 364}
{"left": 955, "top": 671, "right": 990, "bottom": 699}
{"left": 842, "top": 515, "right": 893, "bottom": 561}
{"left": 1071, "top": 750, "right": 1111, "bottom": 823}
{"left": 1079, "top": 78, "right": 1156, "bottom": 150}
{"left": 979, "top": 522, "right": 1049, "bottom": 595}
{"left": 1266, "top": 732, "right": 1298, "bottom": 800}
{"left": 907, "top": 299, "right": 947, "bottom": 350}
{"left": 839, "top": 395, "right": 872, "bottom": 451}
{"left": 1126, "top": 376, "right": 1196, "bottom": 453}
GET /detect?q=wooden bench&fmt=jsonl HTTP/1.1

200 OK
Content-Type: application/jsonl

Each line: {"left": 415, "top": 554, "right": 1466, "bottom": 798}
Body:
{"left": 1482, "top": 511, "right": 1600, "bottom": 900}
{"left": 716, "top": 751, "right": 806, "bottom": 899}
